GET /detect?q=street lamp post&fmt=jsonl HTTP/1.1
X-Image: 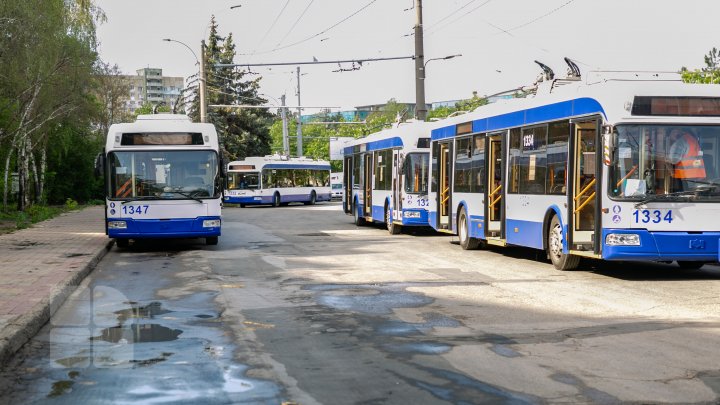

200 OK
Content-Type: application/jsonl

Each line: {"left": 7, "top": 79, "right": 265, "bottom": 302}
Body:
{"left": 163, "top": 38, "right": 207, "bottom": 123}
{"left": 417, "top": 54, "right": 462, "bottom": 119}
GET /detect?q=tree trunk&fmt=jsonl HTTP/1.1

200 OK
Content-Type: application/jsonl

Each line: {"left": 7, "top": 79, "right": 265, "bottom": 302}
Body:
{"left": 29, "top": 139, "right": 41, "bottom": 204}
{"left": 2, "top": 145, "right": 14, "bottom": 210}
{"left": 38, "top": 148, "right": 46, "bottom": 204}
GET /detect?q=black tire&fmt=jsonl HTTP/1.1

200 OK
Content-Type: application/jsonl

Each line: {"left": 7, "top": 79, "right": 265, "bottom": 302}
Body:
{"left": 239, "top": 204, "right": 246, "bottom": 208}
{"left": 677, "top": 261, "right": 705, "bottom": 270}
{"left": 305, "top": 191, "right": 317, "bottom": 205}
{"left": 386, "top": 205, "right": 401, "bottom": 235}
{"left": 353, "top": 200, "right": 365, "bottom": 226}
{"left": 116, "top": 238, "right": 129, "bottom": 248}
{"left": 206, "top": 236, "right": 219, "bottom": 246}
{"left": 272, "top": 193, "right": 281, "bottom": 207}
{"left": 458, "top": 207, "right": 480, "bottom": 250}
{"left": 547, "top": 215, "right": 580, "bottom": 270}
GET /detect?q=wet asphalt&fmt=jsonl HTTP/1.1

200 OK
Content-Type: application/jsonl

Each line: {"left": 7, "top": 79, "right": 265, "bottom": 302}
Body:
{"left": 3, "top": 201, "right": 720, "bottom": 404}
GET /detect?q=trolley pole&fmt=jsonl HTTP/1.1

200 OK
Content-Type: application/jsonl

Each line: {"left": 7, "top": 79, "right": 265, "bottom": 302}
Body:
{"left": 296, "top": 66, "right": 303, "bottom": 157}
{"left": 199, "top": 40, "right": 207, "bottom": 123}
{"left": 281, "top": 94, "right": 290, "bottom": 156}
{"left": 414, "top": 0, "right": 427, "bottom": 121}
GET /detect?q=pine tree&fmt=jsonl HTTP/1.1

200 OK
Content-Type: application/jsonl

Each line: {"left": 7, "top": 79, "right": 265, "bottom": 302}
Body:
{"left": 188, "top": 17, "right": 274, "bottom": 161}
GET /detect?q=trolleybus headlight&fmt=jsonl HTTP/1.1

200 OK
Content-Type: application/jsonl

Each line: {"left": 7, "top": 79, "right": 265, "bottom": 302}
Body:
{"left": 605, "top": 233, "right": 640, "bottom": 246}
{"left": 203, "top": 219, "right": 221, "bottom": 228}
{"left": 108, "top": 221, "right": 127, "bottom": 229}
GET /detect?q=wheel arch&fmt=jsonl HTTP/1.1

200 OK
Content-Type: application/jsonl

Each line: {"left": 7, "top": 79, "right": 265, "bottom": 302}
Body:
{"left": 543, "top": 205, "right": 566, "bottom": 253}
{"left": 454, "top": 200, "right": 468, "bottom": 235}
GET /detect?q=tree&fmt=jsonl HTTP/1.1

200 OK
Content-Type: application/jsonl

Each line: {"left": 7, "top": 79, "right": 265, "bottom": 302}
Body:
{"left": 427, "top": 92, "right": 488, "bottom": 120}
{"left": 94, "top": 61, "right": 131, "bottom": 135}
{"left": 0, "top": 0, "right": 103, "bottom": 209}
{"left": 681, "top": 47, "right": 720, "bottom": 84}
{"left": 187, "top": 17, "right": 275, "bottom": 162}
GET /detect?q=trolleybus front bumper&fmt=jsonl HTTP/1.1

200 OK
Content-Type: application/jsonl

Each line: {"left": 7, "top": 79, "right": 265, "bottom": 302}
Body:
{"left": 107, "top": 216, "right": 221, "bottom": 239}
{"left": 602, "top": 229, "right": 720, "bottom": 262}
{"left": 401, "top": 208, "right": 429, "bottom": 226}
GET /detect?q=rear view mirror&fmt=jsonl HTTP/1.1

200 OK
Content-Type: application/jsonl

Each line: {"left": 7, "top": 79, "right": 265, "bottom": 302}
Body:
{"left": 94, "top": 152, "right": 105, "bottom": 178}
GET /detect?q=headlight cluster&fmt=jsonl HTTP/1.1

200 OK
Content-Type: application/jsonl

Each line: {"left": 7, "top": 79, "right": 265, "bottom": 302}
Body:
{"left": 203, "top": 219, "right": 221, "bottom": 228}
{"left": 605, "top": 233, "right": 640, "bottom": 246}
{"left": 108, "top": 221, "right": 127, "bottom": 229}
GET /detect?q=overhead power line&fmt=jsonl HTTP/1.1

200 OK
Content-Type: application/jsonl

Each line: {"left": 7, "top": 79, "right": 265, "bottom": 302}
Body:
{"left": 243, "top": 0, "right": 379, "bottom": 56}
{"left": 426, "top": 0, "right": 493, "bottom": 36}
{"left": 425, "top": 0, "right": 478, "bottom": 31}
{"left": 252, "top": 0, "right": 291, "bottom": 56}
{"left": 215, "top": 55, "right": 414, "bottom": 69}
{"left": 275, "top": 0, "right": 315, "bottom": 47}
{"left": 506, "top": 0, "right": 577, "bottom": 32}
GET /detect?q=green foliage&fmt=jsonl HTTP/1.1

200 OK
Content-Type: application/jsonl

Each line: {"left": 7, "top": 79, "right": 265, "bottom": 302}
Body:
{"left": 1, "top": 204, "right": 66, "bottom": 231}
{"left": 681, "top": 47, "right": 720, "bottom": 84}
{"left": 427, "top": 93, "right": 489, "bottom": 120}
{"left": 187, "top": 18, "right": 274, "bottom": 161}
{"left": 64, "top": 198, "right": 79, "bottom": 210}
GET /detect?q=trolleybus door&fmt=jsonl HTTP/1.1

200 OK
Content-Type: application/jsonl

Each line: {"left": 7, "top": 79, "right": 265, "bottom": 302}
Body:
{"left": 571, "top": 121, "right": 599, "bottom": 250}
{"left": 486, "top": 134, "right": 504, "bottom": 238}
{"left": 392, "top": 150, "right": 401, "bottom": 221}
{"left": 363, "top": 153, "right": 373, "bottom": 217}
{"left": 438, "top": 141, "right": 452, "bottom": 229}
{"left": 343, "top": 155, "right": 353, "bottom": 213}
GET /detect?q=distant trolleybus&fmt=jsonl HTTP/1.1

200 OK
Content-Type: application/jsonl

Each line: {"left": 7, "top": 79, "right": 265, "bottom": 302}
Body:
{"left": 343, "top": 121, "right": 433, "bottom": 234}
{"left": 99, "top": 114, "right": 223, "bottom": 247}
{"left": 224, "top": 155, "right": 331, "bottom": 207}
{"left": 428, "top": 71, "right": 720, "bottom": 270}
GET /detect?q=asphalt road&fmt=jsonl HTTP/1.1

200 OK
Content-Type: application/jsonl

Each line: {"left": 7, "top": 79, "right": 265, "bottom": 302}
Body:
{"left": 3, "top": 201, "right": 720, "bottom": 404}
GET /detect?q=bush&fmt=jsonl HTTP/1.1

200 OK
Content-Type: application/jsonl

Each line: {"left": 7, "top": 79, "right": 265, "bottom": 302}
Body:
{"left": 64, "top": 198, "right": 79, "bottom": 210}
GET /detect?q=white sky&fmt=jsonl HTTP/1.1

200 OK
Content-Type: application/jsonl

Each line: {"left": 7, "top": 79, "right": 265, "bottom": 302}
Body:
{"left": 96, "top": 0, "right": 720, "bottom": 111}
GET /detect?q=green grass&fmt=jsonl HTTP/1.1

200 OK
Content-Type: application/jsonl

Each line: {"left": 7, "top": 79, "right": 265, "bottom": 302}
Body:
{"left": 0, "top": 203, "right": 78, "bottom": 233}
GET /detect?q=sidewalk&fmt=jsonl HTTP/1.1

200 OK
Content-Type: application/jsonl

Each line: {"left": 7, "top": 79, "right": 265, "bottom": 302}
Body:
{"left": 0, "top": 206, "right": 112, "bottom": 364}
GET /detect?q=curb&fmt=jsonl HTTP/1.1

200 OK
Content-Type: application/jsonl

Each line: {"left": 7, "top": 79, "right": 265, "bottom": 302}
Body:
{"left": 0, "top": 239, "right": 115, "bottom": 365}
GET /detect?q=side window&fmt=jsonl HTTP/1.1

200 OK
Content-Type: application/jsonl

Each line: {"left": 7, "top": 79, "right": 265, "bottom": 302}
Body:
{"left": 547, "top": 121, "right": 569, "bottom": 194}
{"left": 454, "top": 137, "right": 472, "bottom": 192}
{"left": 472, "top": 134, "right": 485, "bottom": 193}
{"left": 518, "top": 125, "right": 548, "bottom": 194}
{"left": 508, "top": 128, "right": 521, "bottom": 194}
{"left": 375, "top": 150, "right": 392, "bottom": 190}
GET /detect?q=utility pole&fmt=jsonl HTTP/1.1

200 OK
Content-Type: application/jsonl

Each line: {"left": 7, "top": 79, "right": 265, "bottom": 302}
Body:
{"left": 296, "top": 66, "right": 303, "bottom": 157}
{"left": 199, "top": 40, "right": 207, "bottom": 123}
{"left": 414, "top": 0, "right": 427, "bottom": 121}
{"left": 280, "top": 94, "right": 289, "bottom": 156}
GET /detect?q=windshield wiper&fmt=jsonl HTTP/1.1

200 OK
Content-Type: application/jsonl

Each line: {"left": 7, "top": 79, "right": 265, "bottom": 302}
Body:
{"left": 161, "top": 191, "right": 204, "bottom": 203}
{"left": 121, "top": 196, "right": 160, "bottom": 204}
{"left": 633, "top": 190, "right": 698, "bottom": 208}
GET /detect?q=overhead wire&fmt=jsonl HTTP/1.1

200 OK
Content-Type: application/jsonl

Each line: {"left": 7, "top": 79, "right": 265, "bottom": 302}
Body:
{"left": 275, "top": 0, "right": 315, "bottom": 48}
{"left": 249, "top": 0, "right": 292, "bottom": 58}
{"left": 425, "top": 0, "right": 479, "bottom": 31}
{"left": 241, "top": 0, "right": 379, "bottom": 56}
{"left": 426, "top": 0, "right": 493, "bottom": 36}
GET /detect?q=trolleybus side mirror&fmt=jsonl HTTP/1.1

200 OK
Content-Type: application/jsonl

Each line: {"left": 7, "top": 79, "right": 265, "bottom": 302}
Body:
{"left": 602, "top": 125, "right": 615, "bottom": 166}
{"left": 94, "top": 152, "right": 104, "bottom": 178}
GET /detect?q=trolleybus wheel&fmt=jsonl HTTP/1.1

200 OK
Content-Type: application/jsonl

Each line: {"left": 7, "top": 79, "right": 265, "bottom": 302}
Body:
{"left": 547, "top": 215, "right": 580, "bottom": 270}
{"left": 272, "top": 193, "right": 281, "bottom": 207}
{"left": 677, "top": 261, "right": 705, "bottom": 270}
{"left": 305, "top": 191, "right": 317, "bottom": 205}
{"left": 386, "top": 205, "right": 401, "bottom": 235}
{"left": 206, "top": 236, "right": 218, "bottom": 246}
{"left": 458, "top": 207, "right": 479, "bottom": 250}
{"left": 116, "top": 238, "right": 129, "bottom": 248}
{"left": 353, "top": 200, "right": 365, "bottom": 226}
{"left": 239, "top": 204, "right": 246, "bottom": 208}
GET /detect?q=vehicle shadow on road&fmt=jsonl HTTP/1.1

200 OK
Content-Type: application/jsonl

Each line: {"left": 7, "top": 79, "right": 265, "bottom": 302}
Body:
{"left": 114, "top": 239, "right": 206, "bottom": 253}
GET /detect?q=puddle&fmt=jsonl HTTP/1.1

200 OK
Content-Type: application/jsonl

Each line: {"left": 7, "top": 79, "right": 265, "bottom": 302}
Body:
{"left": 55, "top": 356, "right": 90, "bottom": 368}
{"left": 93, "top": 324, "right": 182, "bottom": 343}
{"left": 114, "top": 302, "right": 171, "bottom": 322}
{"left": 383, "top": 342, "right": 452, "bottom": 355}
{"left": 64, "top": 253, "right": 89, "bottom": 258}
{"left": 490, "top": 344, "right": 522, "bottom": 358}
{"left": 48, "top": 380, "right": 74, "bottom": 398}
{"left": 378, "top": 313, "right": 461, "bottom": 336}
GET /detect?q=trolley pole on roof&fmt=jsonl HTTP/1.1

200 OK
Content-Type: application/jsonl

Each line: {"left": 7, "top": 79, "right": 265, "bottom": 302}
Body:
{"left": 296, "top": 66, "right": 303, "bottom": 157}
{"left": 281, "top": 94, "right": 290, "bottom": 156}
{"left": 414, "top": 0, "right": 426, "bottom": 121}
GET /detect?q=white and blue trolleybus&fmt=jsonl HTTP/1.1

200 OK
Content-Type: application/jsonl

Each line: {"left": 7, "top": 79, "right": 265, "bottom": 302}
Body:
{"left": 224, "top": 155, "right": 331, "bottom": 207}
{"left": 343, "top": 121, "right": 433, "bottom": 234}
{"left": 428, "top": 66, "right": 720, "bottom": 270}
{"left": 100, "top": 114, "right": 223, "bottom": 247}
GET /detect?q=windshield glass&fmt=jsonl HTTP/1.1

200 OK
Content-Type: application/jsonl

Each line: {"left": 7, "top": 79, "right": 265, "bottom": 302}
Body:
{"left": 610, "top": 125, "right": 720, "bottom": 201}
{"left": 331, "top": 183, "right": 342, "bottom": 190}
{"left": 109, "top": 150, "right": 218, "bottom": 199}
{"left": 404, "top": 152, "right": 430, "bottom": 194}
{"left": 227, "top": 172, "right": 259, "bottom": 190}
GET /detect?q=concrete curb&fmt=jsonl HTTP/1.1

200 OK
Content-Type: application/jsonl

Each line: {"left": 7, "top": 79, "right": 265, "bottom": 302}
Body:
{"left": 0, "top": 239, "right": 114, "bottom": 365}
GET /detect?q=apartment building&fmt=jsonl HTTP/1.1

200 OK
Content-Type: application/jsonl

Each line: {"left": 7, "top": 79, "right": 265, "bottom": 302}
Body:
{"left": 123, "top": 68, "right": 184, "bottom": 114}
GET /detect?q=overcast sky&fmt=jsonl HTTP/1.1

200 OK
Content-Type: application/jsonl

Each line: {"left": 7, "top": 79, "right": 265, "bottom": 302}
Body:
{"left": 96, "top": 0, "right": 720, "bottom": 111}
